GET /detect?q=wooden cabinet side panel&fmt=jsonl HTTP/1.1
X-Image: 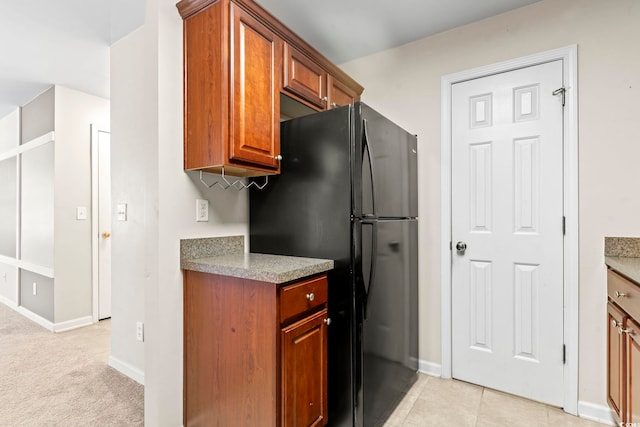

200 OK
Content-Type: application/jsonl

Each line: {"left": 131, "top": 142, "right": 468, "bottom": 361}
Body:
{"left": 628, "top": 318, "right": 640, "bottom": 423}
{"left": 184, "top": 271, "right": 278, "bottom": 426}
{"left": 183, "top": 2, "right": 228, "bottom": 170}
{"left": 608, "top": 301, "right": 626, "bottom": 422}
{"left": 327, "top": 74, "right": 360, "bottom": 109}
{"left": 281, "top": 308, "right": 328, "bottom": 427}
{"left": 229, "top": 3, "right": 281, "bottom": 170}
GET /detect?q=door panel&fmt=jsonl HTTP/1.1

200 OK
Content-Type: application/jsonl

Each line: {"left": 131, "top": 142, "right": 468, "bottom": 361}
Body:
{"left": 358, "top": 104, "right": 417, "bottom": 219}
{"left": 229, "top": 4, "right": 280, "bottom": 168}
{"left": 608, "top": 302, "right": 625, "bottom": 420}
{"left": 627, "top": 317, "right": 640, "bottom": 423}
{"left": 363, "top": 219, "right": 418, "bottom": 363}
{"left": 451, "top": 60, "right": 564, "bottom": 406}
{"left": 281, "top": 309, "right": 328, "bottom": 427}
{"left": 362, "top": 219, "right": 418, "bottom": 426}
{"left": 98, "top": 130, "right": 111, "bottom": 320}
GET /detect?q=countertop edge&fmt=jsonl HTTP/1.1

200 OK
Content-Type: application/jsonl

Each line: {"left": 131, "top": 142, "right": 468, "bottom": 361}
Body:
{"left": 605, "top": 256, "right": 640, "bottom": 285}
{"left": 181, "top": 256, "right": 334, "bottom": 284}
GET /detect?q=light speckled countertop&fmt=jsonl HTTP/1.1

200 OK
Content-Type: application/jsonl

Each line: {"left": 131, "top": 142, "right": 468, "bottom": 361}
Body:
{"left": 180, "top": 236, "right": 333, "bottom": 284}
{"left": 605, "top": 237, "right": 640, "bottom": 284}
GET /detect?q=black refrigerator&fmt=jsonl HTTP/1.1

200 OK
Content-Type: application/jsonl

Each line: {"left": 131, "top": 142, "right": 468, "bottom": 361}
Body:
{"left": 250, "top": 102, "right": 418, "bottom": 427}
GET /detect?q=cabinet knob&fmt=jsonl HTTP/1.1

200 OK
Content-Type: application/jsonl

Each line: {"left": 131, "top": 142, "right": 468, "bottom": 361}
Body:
{"left": 619, "top": 327, "right": 634, "bottom": 336}
{"left": 275, "top": 155, "right": 283, "bottom": 161}
{"left": 321, "top": 96, "right": 328, "bottom": 102}
{"left": 612, "top": 319, "right": 620, "bottom": 328}
{"left": 324, "top": 318, "right": 331, "bottom": 326}
{"left": 306, "top": 293, "right": 315, "bottom": 302}
{"left": 102, "top": 231, "right": 111, "bottom": 238}
{"left": 331, "top": 102, "right": 338, "bottom": 108}
{"left": 615, "top": 290, "right": 628, "bottom": 298}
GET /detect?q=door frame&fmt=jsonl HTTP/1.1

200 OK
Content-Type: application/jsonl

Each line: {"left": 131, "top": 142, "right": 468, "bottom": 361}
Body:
{"left": 91, "top": 124, "right": 111, "bottom": 323}
{"left": 440, "top": 45, "right": 578, "bottom": 414}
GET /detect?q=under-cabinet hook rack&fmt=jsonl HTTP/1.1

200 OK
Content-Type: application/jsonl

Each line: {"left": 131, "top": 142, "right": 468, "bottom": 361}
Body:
{"left": 199, "top": 168, "right": 269, "bottom": 191}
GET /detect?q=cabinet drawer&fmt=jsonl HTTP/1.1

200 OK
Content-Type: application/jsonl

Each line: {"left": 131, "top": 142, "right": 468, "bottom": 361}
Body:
{"left": 280, "top": 275, "right": 328, "bottom": 323}
{"left": 609, "top": 269, "right": 640, "bottom": 320}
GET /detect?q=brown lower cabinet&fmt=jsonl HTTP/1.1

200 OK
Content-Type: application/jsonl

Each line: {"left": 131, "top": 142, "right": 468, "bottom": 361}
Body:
{"left": 183, "top": 270, "right": 329, "bottom": 426}
{"left": 607, "top": 268, "right": 640, "bottom": 424}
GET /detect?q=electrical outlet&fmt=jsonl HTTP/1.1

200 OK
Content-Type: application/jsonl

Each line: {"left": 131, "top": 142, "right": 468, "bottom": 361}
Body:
{"left": 32, "top": 282, "right": 37, "bottom": 296}
{"left": 136, "top": 322, "right": 144, "bottom": 342}
{"left": 196, "top": 199, "right": 209, "bottom": 222}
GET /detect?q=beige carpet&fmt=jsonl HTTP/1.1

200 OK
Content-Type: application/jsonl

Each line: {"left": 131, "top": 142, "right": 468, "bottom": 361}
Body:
{"left": 0, "top": 303, "right": 143, "bottom": 426}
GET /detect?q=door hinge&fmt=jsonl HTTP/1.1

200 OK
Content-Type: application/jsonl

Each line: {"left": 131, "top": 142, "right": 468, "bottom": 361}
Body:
{"left": 553, "top": 87, "right": 566, "bottom": 107}
{"left": 449, "top": 241, "right": 453, "bottom": 251}
{"left": 563, "top": 344, "right": 566, "bottom": 364}
{"left": 562, "top": 216, "right": 566, "bottom": 235}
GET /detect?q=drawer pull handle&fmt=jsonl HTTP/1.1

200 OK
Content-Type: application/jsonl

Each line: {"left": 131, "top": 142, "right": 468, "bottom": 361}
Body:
{"left": 306, "top": 293, "right": 315, "bottom": 302}
{"left": 615, "top": 291, "right": 628, "bottom": 298}
{"left": 612, "top": 320, "right": 620, "bottom": 328}
{"left": 324, "top": 318, "right": 332, "bottom": 326}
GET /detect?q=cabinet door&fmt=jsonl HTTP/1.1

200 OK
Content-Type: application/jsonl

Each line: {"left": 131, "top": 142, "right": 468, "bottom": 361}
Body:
{"left": 283, "top": 43, "right": 327, "bottom": 110}
{"left": 230, "top": 3, "right": 281, "bottom": 170}
{"left": 327, "top": 74, "right": 359, "bottom": 109}
{"left": 281, "top": 308, "right": 328, "bottom": 427}
{"left": 608, "top": 301, "right": 626, "bottom": 421}
{"left": 628, "top": 317, "right": 640, "bottom": 423}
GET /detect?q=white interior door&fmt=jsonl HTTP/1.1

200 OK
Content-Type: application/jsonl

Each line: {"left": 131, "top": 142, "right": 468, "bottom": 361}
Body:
{"left": 451, "top": 60, "right": 564, "bottom": 406}
{"left": 97, "top": 130, "right": 111, "bottom": 320}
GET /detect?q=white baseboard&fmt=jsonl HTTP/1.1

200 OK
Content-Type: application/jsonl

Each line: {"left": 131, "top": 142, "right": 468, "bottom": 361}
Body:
{"left": 418, "top": 359, "right": 442, "bottom": 377}
{"left": 0, "top": 294, "right": 18, "bottom": 308}
{"left": 12, "top": 305, "right": 93, "bottom": 333}
{"left": 578, "top": 401, "right": 616, "bottom": 426}
{"left": 17, "top": 306, "right": 54, "bottom": 331}
{"left": 109, "top": 355, "right": 145, "bottom": 385}
{"left": 53, "top": 315, "right": 93, "bottom": 332}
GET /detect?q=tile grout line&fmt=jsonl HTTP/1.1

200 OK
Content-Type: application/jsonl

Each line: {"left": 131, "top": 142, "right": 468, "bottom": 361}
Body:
{"left": 474, "top": 386, "right": 486, "bottom": 427}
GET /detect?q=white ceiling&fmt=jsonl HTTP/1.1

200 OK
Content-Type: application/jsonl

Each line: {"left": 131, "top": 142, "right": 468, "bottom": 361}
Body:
{"left": 0, "top": 0, "right": 540, "bottom": 119}
{"left": 0, "top": 0, "right": 144, "bottom": 118}
{"left": 256, "top": 0, "right": 541, "bottom": 64}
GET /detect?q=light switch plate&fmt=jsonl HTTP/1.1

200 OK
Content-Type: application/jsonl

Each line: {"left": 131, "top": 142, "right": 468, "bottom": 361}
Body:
{"left": 76, "top": 207, "right": 87, "bottom": 220}
{"left": 196, "top": 199, "right": 209, "bottom": 222}
{"left": 116, "top": 203, "right": 127, "bottom": 221}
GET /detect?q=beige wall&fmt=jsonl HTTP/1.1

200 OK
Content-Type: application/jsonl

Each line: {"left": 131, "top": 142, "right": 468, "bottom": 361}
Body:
{"left": 110, "top": 0, "right": 249, "bottom": 423}
{"left": 341, "top": 0, "right": 640, "bottom": 410}
{"left": 54, "top": 86, "right": 109, "bottom": 323}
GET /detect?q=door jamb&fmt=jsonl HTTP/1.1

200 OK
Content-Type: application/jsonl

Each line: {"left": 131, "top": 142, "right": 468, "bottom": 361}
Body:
{"left": 91, "top": 124, "right": 110, "bottom": 323}
{"left": 440, "top": 45, "right": 578, "bottom": 415}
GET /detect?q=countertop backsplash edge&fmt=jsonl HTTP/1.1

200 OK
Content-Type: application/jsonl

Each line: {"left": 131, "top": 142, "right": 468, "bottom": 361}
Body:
{"left": 180, "top": 235, "right": 244, "bottom": 262}
{"left": 605, "top": 237, "right": 640, "bottom": 257}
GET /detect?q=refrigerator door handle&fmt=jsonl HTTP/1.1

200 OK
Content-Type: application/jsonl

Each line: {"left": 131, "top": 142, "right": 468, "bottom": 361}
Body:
{"left": 362, "top": 219, "right": 378, "bottom": 319}
{"left": 362, "top": 119, "right": 377, "bottom": 217}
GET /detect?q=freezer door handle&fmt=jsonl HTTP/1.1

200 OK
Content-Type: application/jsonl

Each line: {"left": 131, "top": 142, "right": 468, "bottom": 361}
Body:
{"left": 362, "top": 119, "right": 377, "bottom": 217}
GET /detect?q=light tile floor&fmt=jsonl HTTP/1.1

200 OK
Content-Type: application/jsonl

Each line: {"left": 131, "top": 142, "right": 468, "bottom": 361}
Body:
{"left": 383, "top": 374, "right": 607, "bottom": 427}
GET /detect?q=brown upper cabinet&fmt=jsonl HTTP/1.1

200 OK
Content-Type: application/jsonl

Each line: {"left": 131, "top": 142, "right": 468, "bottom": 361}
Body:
{"left": 283, "top": 43, "right": 361, "bottom": 112}
{"left": 177, "top": 0, "right": 363, "bottom": 177}
{"left": 283, "top": 43, "right": 328, "bottom": 110}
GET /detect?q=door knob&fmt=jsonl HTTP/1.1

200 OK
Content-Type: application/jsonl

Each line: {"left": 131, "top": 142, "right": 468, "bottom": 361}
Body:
{"left": 102, "top": 232, "right": 111, "bottom": 238}
{"left": 455, "top": 241, "right": 467, "bottom": 253}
